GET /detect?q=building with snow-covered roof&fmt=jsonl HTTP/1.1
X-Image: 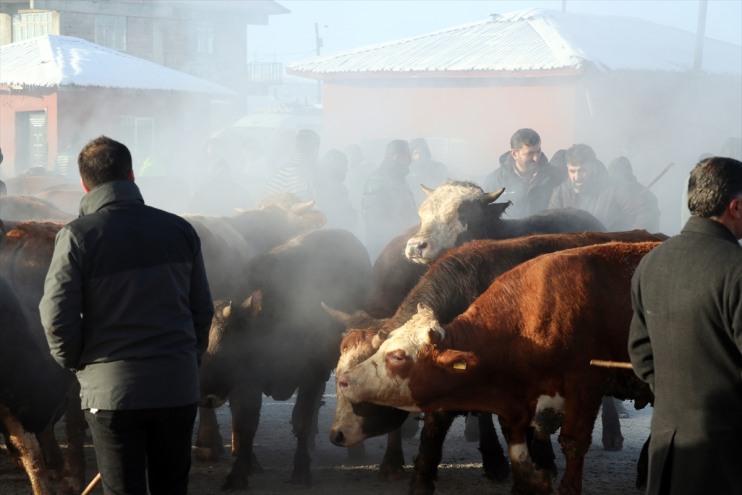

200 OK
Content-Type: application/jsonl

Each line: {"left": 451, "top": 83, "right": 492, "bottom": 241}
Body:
{"left": 0, "top": 34, "right": 235, "bottom": 183}
{"left": 288, "top": 8, "right": 741, "bottom": 233}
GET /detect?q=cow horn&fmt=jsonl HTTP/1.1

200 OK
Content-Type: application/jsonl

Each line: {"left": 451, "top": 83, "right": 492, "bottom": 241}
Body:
{"left": 481, "top": 187, "right": 505, "bottom": 204}
{"left": 221, "top": 302, "right": 232, "bottom": 319}
{"left": 291, "top": 200, "right": 316, "bottom": 214}
{"left": 321, "top": 302, "right": 353, "bottom": 326}
{"left": 420, "top": 184, "right": 435, "bottom": 196}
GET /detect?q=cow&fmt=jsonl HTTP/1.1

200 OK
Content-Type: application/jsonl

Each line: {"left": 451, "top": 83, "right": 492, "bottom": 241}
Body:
{"left": 403, "top": 179, "right": 635, "bottom": 450}
{"left": 34, "top": 186, "right": 84, "bottom": 216}
{"left": 327, "top": 230, "right": 666, "bottom": 494}
{"left": 0, "top": 277, "right": 72, "bottom": 495}
{"left": 338, "top": 241, "right": 659, "bottom": 495}
{"left": 0, "top": 195, "right": 75, "bottom": 223}
{"left": 404, "top": 180, "right": 605, "bottom": 263}
{"left": 329, "top": 181, "right": 612, "bottom": 486}
{"left": 188, "top": 195, "right": 327, "bottom": 460}
{"left": 198, "top": 228, "right": 373, "bottom": 490}
{"left": 0, "top": 224, "right": 84, "bottom": 494}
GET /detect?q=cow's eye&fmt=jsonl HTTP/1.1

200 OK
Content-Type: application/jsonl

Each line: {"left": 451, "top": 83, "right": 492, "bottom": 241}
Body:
{"left": 387, "top": 350, "right": 407, "bottom": 366}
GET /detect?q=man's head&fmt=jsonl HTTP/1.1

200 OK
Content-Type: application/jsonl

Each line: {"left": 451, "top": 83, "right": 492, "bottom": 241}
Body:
{"left": 410, "top": 138, "right": 432, "bottom": 163}
{"left": 295, "top": 129, "right": 321, "bottom": 161}
{"left": 509, "top": 128, "right": 542, "bottom": 176}
{"left": 688, "top": 156, "right": 742, "bottom": 237}
{"left": 384, "top": 140, "right": 412, "bottom": 169}
{"left": 565, "top": 144, "right": 598, "bottom": 194}
{"left": 78, "top": 136, "right": 133, "bottom": 191}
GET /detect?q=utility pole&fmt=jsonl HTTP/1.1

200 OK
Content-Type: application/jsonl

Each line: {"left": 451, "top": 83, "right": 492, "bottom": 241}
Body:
{"left": 315, "top": 22, "right": 323, "bottom": 105}
{"left": 693, "top": 0, "right": 708, "bottom": 72}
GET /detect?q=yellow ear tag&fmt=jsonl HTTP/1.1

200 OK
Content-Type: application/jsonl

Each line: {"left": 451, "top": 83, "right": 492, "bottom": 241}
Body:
{"left": 453, "top": 361, "right": 467, "bottom": 370}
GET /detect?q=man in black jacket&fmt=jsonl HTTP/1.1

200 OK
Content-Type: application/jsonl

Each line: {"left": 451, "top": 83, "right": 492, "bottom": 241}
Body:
{"left": 629, "top": 156, "right": 742, "bottom": 495}
{"left": 40, "top": 136, "right": 214, "bottom": 495}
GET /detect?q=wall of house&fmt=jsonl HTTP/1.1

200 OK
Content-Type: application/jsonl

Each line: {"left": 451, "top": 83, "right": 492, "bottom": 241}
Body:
{"left": 319, "top": 78, "right": 578, "bottom": 181}
{"left": 0, "top": 90, "right": 58, "bottom": 177}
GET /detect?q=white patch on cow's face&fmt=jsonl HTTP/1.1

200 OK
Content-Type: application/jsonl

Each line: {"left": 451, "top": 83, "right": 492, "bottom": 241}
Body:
{"left": 405, "top": 182, "right": 483, "bottom": 263}
{"left": 339, "top": 306, "right": 443, "bottom": 410}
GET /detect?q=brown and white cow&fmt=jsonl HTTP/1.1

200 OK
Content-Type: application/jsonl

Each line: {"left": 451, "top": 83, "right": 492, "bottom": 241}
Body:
{"left": 338, "top": 242, "right": 658, "bottom": 495}
{"left": 329, "top": 231, "right": 665, "bottom": 494}
{"left": 405, "top": 180, "right": 605, "bottom": 263}
{"left": 198, "top": 228, "right": 372, "bottom": 490}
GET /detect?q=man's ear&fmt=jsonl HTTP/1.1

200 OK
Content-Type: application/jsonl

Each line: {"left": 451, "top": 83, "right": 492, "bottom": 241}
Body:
{"left": 128, "top": 169, "right": 135, "bottom": 182}
{"left": 80, "top": 177, "right": 90, "bottom": 193}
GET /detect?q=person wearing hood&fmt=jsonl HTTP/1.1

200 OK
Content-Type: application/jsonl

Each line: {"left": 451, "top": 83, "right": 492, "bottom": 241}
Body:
{"left": 549, "top": 144, "right": 657, "bottom": 231}
{"left": 482, "top": 128, "right": 562, "bottom": 219}
{"left": 407, "top": 137, "right": 451, "bottom": 203}
{"left": 361, "top": 139, "right": 418, "bottom": 261}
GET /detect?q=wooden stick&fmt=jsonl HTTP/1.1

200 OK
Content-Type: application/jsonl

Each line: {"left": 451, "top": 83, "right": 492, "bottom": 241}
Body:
{"left": 589, "top": 359, "right": 634, "bottom": 370}
{"left": 646, "top": 162, "right": 674, "bottom": 189}
{"left": 81, "top": 472, "right": 101, "bottom": 495}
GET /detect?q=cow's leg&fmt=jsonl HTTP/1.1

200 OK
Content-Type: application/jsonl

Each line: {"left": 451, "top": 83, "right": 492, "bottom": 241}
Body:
{"left": 600, "top": 396, "right": 624, "bottom": 451}
{"left": 289, "top": 379, "right": 326, "bottom": 486}
{"left": 36, "top": 424, "right": 63, "bottom": 474}
{"left": 556, "top": 396, "right": 602, "bottom": 495}
{"left": 194, "top": 405, "right": 225, "bottom": 461}
{"left": 379, "top": 427, "right": 405, "bottom": 480}
{"left": 409, "top": 411, "right": 456, "bottom": 495}
{"left": 477, "top": 413, "right": 509, "bottom": 481}
{"left": 223, "top": 384, "right": 263, "bottom": 490}
{"left": 503, "top": 420, "right": 553, "bottom": 495}
{"left": 0, "top": 405, "right": 53, "bottom": 495}
{"left": 500, "top": 418, "right": 556, "bottom": 478}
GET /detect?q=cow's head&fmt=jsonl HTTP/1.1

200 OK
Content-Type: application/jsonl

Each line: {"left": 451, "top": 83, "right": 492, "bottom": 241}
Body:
{"left": 322, "top": 304, "right": 409, "bottom": 446}
{"left": 337, "top": 304, "right": 445, "bottom": 411}
{"left": 405, "top": 181, "right": 505, "bottom": 264}
{"left": 198, "top": 292, "right": 264, "bottom": 408}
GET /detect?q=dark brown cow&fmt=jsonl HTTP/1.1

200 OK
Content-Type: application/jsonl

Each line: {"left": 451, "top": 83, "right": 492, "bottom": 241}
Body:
{"left": 329, "top": 230, "right": 665, "bottom": 494}
{"left": 199, "top": 229, "right": 372, "bottom": 490}
{"left": 189, "top": 195, "right": 326, "bottom": 461}
{"left": 0, "top": 222, "right": 85, "bottom": 494}
{"left": 338, "top": 242, "right": 659, "bottom": 495}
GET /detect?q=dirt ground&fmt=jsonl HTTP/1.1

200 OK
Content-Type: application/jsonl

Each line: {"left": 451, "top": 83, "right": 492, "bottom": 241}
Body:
{"left": 1, "top": 376, "right": 651, "bottom": 495}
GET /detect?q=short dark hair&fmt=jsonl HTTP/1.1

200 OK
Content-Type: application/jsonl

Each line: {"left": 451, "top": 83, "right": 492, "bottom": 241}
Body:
{"left": 78, "top": 136, "right": 132, "bottom": 189}
{"left": 385, "top": 139, "right": 410, "bottom": 159}
{"left": 688, "top": 156, "right": 742, "bottom": 218}
{"left": 565, "top": 144, "right": 597, "bottom": 167}
{"left": 510, "top": 128, "right": 541, "bottom": 150}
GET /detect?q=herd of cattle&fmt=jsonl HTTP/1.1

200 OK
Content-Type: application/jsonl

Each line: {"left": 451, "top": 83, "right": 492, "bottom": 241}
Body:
{"left": 0, "top": 179, "right": 666, "bottom": 495}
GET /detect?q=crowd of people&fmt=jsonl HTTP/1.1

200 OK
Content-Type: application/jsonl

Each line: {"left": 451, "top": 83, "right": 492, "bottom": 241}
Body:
{"left": 1, "top": 129, "right": 740, "bottom": 494}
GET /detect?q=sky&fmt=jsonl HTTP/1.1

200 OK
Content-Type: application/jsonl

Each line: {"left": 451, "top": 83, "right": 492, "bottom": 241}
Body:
{"left": 247, "top": 0, "right": 742, "bottom": 66}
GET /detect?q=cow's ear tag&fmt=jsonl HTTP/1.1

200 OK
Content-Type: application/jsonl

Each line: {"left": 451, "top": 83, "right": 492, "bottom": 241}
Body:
{"left": 452, "top": 361, "right": 467, "bottom": 370}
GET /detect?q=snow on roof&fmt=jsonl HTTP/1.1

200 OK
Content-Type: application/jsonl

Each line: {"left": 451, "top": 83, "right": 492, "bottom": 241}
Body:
{"left": 0, "top": 35, "right": 237, "bottom": 95}
{"left": 288, "top": 8, "right": 741, "bottom": 77}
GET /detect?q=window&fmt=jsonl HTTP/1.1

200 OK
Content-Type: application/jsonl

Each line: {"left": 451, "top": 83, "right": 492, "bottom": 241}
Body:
{"left": 12, "top": 11, "right": 54, "bottom": 41}
{"left": 95, "top": 15, "right": 127, "bottom": 51}
{"left": 120, "top": 115, "right": 154, "bottom": 162}
{"left": 191, "top": 23, "right": 214, "bottom": 55}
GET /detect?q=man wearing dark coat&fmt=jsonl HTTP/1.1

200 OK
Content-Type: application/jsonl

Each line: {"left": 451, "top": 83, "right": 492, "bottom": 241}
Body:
{"left": 361, "top": 139, "right": 418, "bottom": 261}
{"left": 628, "top": 156, "right": 742, "bottom": 495}
{"left": 483, "top": 128, "right": 562, "bottom": 219}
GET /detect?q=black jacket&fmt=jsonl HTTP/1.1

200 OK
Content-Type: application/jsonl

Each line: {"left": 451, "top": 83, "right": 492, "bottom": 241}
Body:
{"left": 40, "top": 180, "right": 214, "bottom": 410}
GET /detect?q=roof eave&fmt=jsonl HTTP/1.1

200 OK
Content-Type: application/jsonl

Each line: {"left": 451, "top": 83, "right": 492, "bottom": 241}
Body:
{"left": 287, "top": 68, "right": 584, "bottom": 81}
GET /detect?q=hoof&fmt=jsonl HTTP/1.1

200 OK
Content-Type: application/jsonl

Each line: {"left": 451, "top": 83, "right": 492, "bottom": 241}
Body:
{"left": 194, "top": 447, "right": 221, "bottom": 462}
{"left": 483, "top": 460, "right": 510, "bottom": 482}
{"left": 221, "top": 472, "right": 248, "bottom": 491}
{"left": 379, "top": 464, "right": 405, "bottom": 481}
{"left": 602, "top": 433, "right": 624, "bottom": 451}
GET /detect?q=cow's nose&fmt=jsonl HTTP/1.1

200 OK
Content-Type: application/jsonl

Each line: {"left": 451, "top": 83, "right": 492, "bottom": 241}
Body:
{"left": 405, "top": 240, "right": 428, "bottom": 259}
{"left": 329, "top": 429, "right": 345, "bottom": 446}
{"left": 337, "top": 375, "right": 349, "bottom": 393}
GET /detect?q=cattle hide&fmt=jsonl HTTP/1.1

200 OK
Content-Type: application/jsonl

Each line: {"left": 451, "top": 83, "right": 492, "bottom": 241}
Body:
{"left": 199, "top": 228, "right": 372, "bottom": 490}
